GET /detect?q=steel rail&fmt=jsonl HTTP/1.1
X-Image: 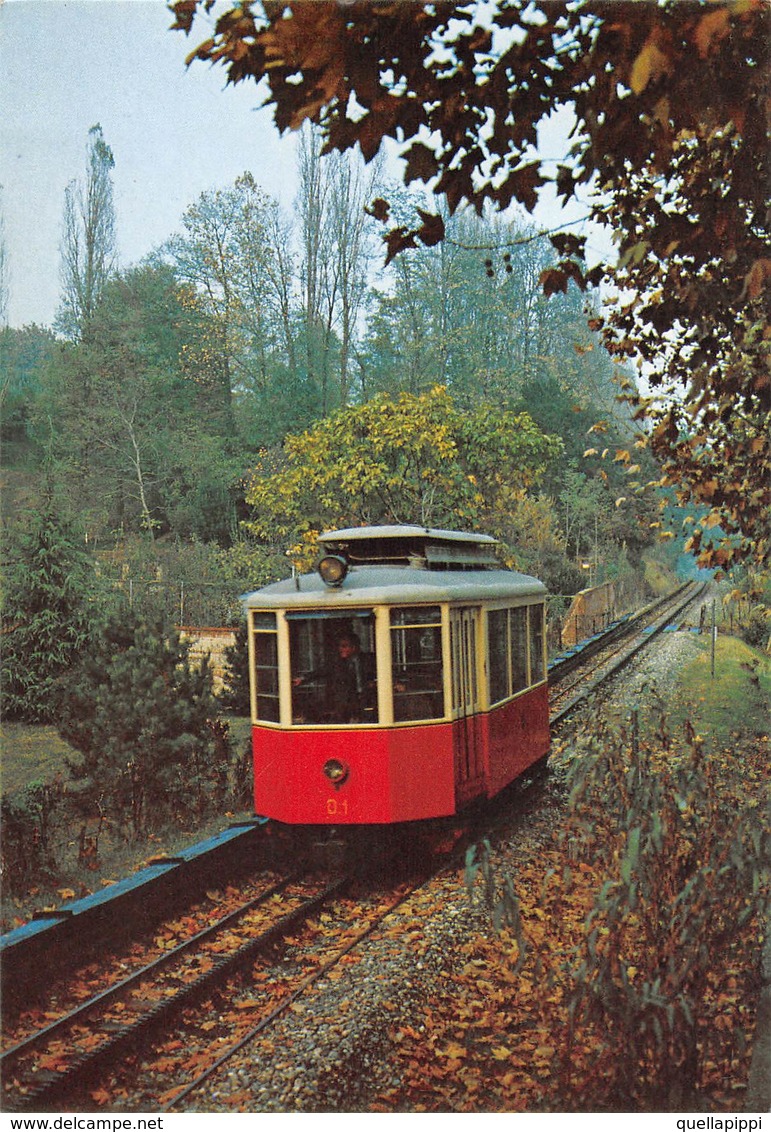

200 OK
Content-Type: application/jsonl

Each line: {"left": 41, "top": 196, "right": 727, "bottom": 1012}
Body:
{"left": 3, "top": 875, "right": 349, "bottom": 1112}
{"left": 1, "top": 872, "right": 299, "bottom": 1071}
{"left": 162, "top": 877, "right": 430, "bottom": 1111}
{"left": 549, "top": 581, "right": 708, "bottom": 727}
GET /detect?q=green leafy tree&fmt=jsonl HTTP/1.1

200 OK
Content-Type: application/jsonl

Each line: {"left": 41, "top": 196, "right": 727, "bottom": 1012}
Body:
{"left": 244, "top": 385, "right": 562, "bottom": 566}
{"left": 1, "top": 491, "right": 102, "bottom": 722}
{"left": 172, "top": 0, "right": 769, "bottom": 572}
{"left": 60, "top": 609, "right": 220, "bottom": 838}
{"left": 219, "top": 622, "right": 250, "bottom": 716}
{"left": 359, "top": 204, "right": 565, "bottom": 405}
{"left": 0, "top": 324, "right": 58, "bottom": 451}
{"left": 35, "top": 264, "right": 242, "bottom": 542}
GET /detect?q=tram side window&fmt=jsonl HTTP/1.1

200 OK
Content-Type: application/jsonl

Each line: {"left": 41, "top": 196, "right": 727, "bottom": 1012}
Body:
{"left": 488, "top": 608, "right": 510, "bottom": 705}
{"left": 529, "top": 604, "right": 546, "bottom": 684}
{"left": 488, "top": 605, "right": 544, "bottom": 704}
{"left": 391, "top": 607, "right": 444, "bottom": 722}
{"left": 510, "top": 607, "right": 528, "bottom": 693}
{"left": 252, "top": 612, "right": 279, "bottom": 722}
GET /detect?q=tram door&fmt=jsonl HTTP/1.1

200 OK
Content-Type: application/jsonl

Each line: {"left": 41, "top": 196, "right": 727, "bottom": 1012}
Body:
{"left": 450, "top": 607, "right": 486, "bottom": 806}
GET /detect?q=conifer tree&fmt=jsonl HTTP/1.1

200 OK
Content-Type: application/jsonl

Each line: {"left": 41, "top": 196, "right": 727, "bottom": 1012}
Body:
{"left": 59, "top": 609, "right": 220, "bottom": 837}
{"left": 219, "top": 622, "right": 250, "bottom": 716}
{"left": 1, "top": 492, "right": 100, "bottom": 722}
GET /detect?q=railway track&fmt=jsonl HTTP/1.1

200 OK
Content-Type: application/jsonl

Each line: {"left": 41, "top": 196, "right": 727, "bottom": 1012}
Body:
{"left": 0, "top": 819, "right": 269, "bottom": 1014}
{"left": 1, "top": 873, "right": 347, "bottom": 1111}
{"left": 157, "top": 873, "right": 430, "bottom": 1111}
{"left": 2, "top": 865, "right": 435, "bottom": 1113}
{"left": 548, "top": 581, "right": 708, "bottom": 725}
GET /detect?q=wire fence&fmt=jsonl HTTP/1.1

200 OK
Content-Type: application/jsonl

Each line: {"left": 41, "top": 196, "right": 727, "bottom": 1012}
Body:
{"left": 112, "top": 580, "right": 639, "bottom": 658}
{"left": 112, "top": 579, "right": 251, "bottom": 628}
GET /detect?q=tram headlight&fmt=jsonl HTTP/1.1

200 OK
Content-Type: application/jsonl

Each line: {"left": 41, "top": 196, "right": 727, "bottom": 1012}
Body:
{"left": 317, "top": 554, "right": 348, "bottom": 587}
{"left": 323, "top": 759, "right": 349, "bottom": 786}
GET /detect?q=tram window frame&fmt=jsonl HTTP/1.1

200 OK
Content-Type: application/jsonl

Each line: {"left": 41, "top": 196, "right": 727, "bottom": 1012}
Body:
{"left": 390, "top": 606, "right": 444, "bottom": 722}
{"left": 287, "top": 611, "right": 378, "bottom": 726}
{"left": 251, "top": 611, "right": 280, "bottom": 722}
{"left": 510, "top": 607, "right": 528, "bottom": 694}
{"left": 528, "top": 603, "right": 546, "bottom": 685}
{"left": 487, "top": 604, "right": 540, "bottom": 706}
{"left": 488, "top": 608, "right": 510, "bottom": 705}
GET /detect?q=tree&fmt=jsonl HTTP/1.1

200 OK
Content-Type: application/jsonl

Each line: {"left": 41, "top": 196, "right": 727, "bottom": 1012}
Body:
{"left": 36, "top": 263, "right": 243, "bottom": 542}
{"left": 60, "top": 608, "right": 220, "bottom": 838}
{"left": 0, "top": 324, "right": 58, "bottom": 449}
{"left": 56, "top": 124, "right": 118, "bottom": 340}
{"left": 360, "top": 200, "right": 613, "bottom": 410}
{"left": 243, "top": 385, "right": 562, "bottom": 566}
{"left": 172, "top": 0, "right": 770, "bottom": 572}
{"left": 1, "top": 489, "right": 102, "bottom": 722}
{"left": 296, "top": 125, "right": 383, "bottom": 411}
{"left": 219, "top": 622, "right": 251, "bottom": 716}
{"left": 162, "top": 172, "right": 279, "bottom": 431}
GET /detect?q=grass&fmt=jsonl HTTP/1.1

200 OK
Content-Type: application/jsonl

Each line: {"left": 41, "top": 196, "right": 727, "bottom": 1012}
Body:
{"left": 0, "top": 714, "right": 255, "bottom": 930}
{"left": 0, "top": 715, "right": 254, "bottom": 798}
{"left": 0, "top": 723, "right": 80, "bottom": 795}
{"left": 668, "top": 633, "right": 770, "bottom": 743}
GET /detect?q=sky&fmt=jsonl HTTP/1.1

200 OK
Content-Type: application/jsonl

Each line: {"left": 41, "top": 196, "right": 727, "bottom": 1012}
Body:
{"left": 0, "top": 0, "right": 594, "bottom": 331}
{"left": 0, "top": 0, "right": 302, "bottom": 329}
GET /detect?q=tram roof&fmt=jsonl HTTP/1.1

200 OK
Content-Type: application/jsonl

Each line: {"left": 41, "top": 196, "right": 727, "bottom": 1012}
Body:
{"left": 243, "top": 565, "right": 546, "bottom": 609}
{"left": 319, "top": 525, "right": 498, "bottom": 545}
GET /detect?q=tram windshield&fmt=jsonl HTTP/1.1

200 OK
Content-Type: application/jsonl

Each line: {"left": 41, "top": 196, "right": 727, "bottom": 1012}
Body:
{"left": 288, "top": 612, "right": 378, "bottom": 724}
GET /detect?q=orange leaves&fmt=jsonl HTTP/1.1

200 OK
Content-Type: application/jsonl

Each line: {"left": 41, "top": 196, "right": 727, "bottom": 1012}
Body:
{"left": 694, "top": 6, "right": 733, "bottom": 58}
{"left": 89, "top": 1088, "right": 113, "bottom": 1107}
{"left": 439, "top": 1040, "right": 467, "bottom": 1061}
{"left": 630, "top": 36, "right": 673, "bottom": 95}
{"left": 741, "top": 257, "right": 771, "bottom": 301}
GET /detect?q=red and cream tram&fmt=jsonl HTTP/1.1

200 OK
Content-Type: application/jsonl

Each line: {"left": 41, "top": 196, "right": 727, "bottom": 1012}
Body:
{"left": 244, "top": 526, "right": 550, "bottom": 826}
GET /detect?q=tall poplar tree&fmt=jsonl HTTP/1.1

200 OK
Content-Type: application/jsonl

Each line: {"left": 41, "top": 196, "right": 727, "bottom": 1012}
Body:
{"left": 56, "top": 124, "right": 118, "bottom": 341}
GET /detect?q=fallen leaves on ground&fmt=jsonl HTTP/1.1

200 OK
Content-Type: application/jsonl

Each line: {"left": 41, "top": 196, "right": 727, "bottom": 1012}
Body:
{"left": 374, "top": 730, "right": 768, "bottom": 1113}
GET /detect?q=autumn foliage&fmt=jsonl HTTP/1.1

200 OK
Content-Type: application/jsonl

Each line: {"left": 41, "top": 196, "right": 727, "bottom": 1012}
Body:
{"left": 380, "top": 716, "right": 767, "bottom": 1111}
{"left": 172, "top": 0, "right": 770, "bottom": 573}
{"left": 243, "top": 385, "right": 562, "bottom": 567}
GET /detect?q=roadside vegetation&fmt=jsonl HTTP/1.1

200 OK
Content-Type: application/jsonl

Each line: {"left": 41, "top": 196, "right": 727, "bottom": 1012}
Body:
{"left": 377, "top": 631, "right": 769, "bottom": 1112}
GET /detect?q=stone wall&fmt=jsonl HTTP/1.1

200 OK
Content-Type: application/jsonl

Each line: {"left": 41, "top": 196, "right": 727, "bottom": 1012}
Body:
{"left": 560, "top": 582, "right": 618, "bottom": 649}
{"left": 180, "top": 627, "right": 237, "bottom": 693}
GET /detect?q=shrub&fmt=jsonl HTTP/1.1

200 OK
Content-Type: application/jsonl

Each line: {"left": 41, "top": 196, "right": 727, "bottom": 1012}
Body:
{"left": 742, "top": 606, "right": 770, "bottom": 650}
{"left": 557, "top": 715, "right": 766, "bottom": 1108}
{"left": 465, "top": 712, "right": 767, "bottom": 1109}
{"left": 59, "top": 608, "right": 222, "bottom": 838}
{"left": 1, "top": 494, "right": 103, "bottom": 722}
{"left": 0, "top": 778, "right": 66, "bottom": 894}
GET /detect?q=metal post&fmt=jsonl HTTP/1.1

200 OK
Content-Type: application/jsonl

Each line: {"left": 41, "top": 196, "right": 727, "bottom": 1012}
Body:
{"left": 631, "top": 707, "right": 640, "bottom": 758}
{"left": 711, "top": 599, "right": 716, "bottom": 679}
